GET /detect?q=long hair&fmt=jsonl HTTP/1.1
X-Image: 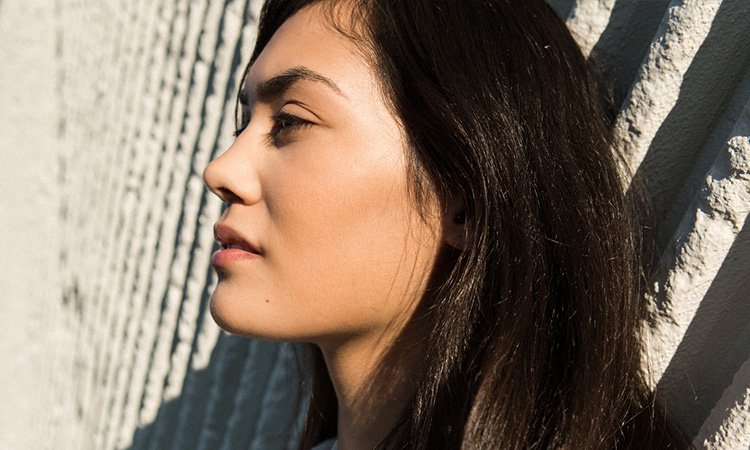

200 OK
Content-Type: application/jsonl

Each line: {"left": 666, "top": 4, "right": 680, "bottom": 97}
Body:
{"left": 240, "top": 1, "right": 688, "bottom": 448}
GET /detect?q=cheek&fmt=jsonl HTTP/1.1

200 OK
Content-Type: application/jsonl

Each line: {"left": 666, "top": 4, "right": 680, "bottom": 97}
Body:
{"left": 208, "top": 160, "right": 438, "bottom": 342}
{"left": 269, "top": 131, "right": 412, "bottom": 254}
{"left": 262, "top": 143, "right": 439, "bottom": 331}
{"left": 208, "top": 117, "right": 442, "bottom": 341}
{"left": 276, "top": 164, "right": 408, "bottom": 257}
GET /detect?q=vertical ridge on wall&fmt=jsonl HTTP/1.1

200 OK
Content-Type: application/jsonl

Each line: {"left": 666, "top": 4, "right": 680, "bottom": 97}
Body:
{"left": 146, "top": 1, "right": 253, "bottom": 447}
{"left": 102, "top": 0, "right": 183, "bottom": 447}
{"left": 221, "top": 341, "right": 287, "bottom": 450}
{"left": 52, "top": 0, "right": 301, "bottom": 448}
{"left": 169, "top": 265, "right": 222, "bottom": 450}
{"left": 135, "top": 0, "right": 223, "bottom": 437}
{"left": 100, "top": 0, "right": 173, "bottom": 444}
{"left": 82, "top": 7, "right": 147, "bottom": 433}
{"left": 248, "top": 344, "right": 303, "bottom": 449}
{"left": 117, "top": 1, "right": 209, "bottom": 443}
{"left": 69, "top": 0, "right": 165, "bottom": 446}
{"left": 195, "top": 335, "right": 254, "bottom": 450}
{"left": 170, "top": 2, "right": 263, "bottom": 447}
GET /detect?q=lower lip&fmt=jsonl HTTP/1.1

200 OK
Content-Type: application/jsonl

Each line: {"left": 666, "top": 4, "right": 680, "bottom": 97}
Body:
{"left": 210, "top": 248, "right": 261, "bottom": 267}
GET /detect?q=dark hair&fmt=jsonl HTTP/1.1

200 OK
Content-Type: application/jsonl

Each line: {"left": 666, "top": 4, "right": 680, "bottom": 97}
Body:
{"left": 241, "top": 0, "right": 688, "bottom": 448}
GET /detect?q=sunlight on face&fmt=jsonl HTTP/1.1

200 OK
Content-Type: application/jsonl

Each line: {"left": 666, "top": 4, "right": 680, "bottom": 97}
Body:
{"left": 202, "top": 4, "right": 443, "bottom": 346}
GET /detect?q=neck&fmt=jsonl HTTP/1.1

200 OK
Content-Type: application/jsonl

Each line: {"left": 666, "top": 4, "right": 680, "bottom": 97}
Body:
{"left": 318, "top": 325, "right": 425, "bottom": 450}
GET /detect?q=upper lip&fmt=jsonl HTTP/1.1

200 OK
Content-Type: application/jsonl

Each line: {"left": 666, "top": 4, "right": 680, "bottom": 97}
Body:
{"left": 213, "top": 222, "right": 262, "bottom": 255}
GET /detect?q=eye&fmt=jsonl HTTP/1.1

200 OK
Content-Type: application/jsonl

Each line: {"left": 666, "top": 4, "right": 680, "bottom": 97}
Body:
{"left": 233, "top": 106, "right": 250, "bottom": 137}
{"left": 233, "top": 88, "right": 252, "bottom": 137}
{"left": 232, "top": 108, "right": 315, "bottom": 141}
{"left": 268, "top": 111, "right": 313, "bottom": 144}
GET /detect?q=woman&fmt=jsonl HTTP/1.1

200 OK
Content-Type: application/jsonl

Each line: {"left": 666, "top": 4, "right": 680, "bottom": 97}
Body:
{"left": 203, "top": 0, "right": 687, "bottom": 448}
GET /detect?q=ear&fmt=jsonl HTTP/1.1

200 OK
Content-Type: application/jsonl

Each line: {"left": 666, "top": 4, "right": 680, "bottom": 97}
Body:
{"left": 442, "top": 196, "right": 467, "bottom": 251}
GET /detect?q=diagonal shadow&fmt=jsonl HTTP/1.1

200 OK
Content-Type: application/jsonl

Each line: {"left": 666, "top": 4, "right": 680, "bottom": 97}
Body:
{"left": 625, "top": 0, "right": 750, "bottom": 257}
{"left": 589, "top": 0, "right": 672, "bottom": 108}
{"left": 655, "top": 216, "right": 750, "bottom": 441}
{"left": 127, "top": 332, "right": 303, "bottom": 450}
{"left": 546, "top": 0, "right": 575, "bottom": 20}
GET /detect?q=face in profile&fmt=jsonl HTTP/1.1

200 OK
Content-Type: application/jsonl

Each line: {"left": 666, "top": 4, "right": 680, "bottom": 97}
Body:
{"left": 202, "top": 4, "right": 446, "bottom": 345}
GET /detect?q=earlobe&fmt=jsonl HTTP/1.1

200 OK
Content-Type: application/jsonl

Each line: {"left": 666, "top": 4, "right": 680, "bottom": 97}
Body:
{"left": 443, "top": 202, "right": 467, "bottom": 251}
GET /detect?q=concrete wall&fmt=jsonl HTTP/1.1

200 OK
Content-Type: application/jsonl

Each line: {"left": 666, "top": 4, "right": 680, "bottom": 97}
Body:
{"left": 0, "top": 0, "right": 748, "bottom": 448}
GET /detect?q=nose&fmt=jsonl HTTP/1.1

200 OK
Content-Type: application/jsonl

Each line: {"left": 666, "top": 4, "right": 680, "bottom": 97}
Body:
{"left": 203, "top": 139, "right": 262, "bottom": 205}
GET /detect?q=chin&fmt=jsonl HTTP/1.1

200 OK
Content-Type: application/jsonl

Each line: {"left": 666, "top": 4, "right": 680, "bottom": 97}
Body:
{"left": 209, "top": 290, "right": 264, "bottom": 338}
{"left": 209, "top": 294, "right": 244, "bottom": 335}
{"left": 208, "top": 291, "right": 303, "bottom": 341}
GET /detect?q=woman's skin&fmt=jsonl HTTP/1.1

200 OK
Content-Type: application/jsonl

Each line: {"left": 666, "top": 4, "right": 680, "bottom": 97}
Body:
{"left": 203, "top": 4, "right": 463, "bottom": 449}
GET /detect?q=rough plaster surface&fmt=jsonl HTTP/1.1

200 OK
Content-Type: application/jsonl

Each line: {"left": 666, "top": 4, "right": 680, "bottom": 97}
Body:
{"left": 0, "top": 0, "right": 748, "bottom": 448}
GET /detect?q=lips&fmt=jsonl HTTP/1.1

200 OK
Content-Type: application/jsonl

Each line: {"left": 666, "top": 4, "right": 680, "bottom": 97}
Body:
{"left": 213, "top": 222, "right": 262, "bottom": 255}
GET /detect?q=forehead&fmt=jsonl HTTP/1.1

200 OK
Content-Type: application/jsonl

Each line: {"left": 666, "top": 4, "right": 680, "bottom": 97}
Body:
{"left": 245, "top": 4, "right": 372, "bottom": 99}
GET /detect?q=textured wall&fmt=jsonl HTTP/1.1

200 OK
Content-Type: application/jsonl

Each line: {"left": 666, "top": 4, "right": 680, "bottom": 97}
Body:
{"left": 0, "top": 0, "right": 748, "bottom": 449}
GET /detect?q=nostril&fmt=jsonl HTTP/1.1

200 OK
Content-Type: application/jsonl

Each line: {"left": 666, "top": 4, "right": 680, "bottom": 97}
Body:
{"left": 217, "top": 187, "right": 243, "bottom": 204}
{"left": 203, "top": 163, "right": 240, "bottom": 203}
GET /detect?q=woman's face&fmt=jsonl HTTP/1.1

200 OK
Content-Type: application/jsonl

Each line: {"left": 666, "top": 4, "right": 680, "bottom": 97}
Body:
{"left": 203, "top": 4, "right": 444, "bottom": 345}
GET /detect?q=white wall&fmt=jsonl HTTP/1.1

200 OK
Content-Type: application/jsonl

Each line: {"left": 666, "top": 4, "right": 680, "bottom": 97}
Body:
{"left": 0, "top": 0, "right": 748, "bottom": 448}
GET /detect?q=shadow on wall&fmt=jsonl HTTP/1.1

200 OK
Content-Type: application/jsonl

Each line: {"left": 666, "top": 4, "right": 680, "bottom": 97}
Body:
{"left": 657, "top": 217, "right": 750, "bottom": 441}
{"left": 590, "top": 0, "right": 672, "bottom": 108}
{"left": 127, "top": 334, "right": 303, "bottom": 450}
{"left": 546, "top": 0, "right": 575, "bottom": 20}
{"left": 630, "top": 0, "right": 750, "bottom": 254}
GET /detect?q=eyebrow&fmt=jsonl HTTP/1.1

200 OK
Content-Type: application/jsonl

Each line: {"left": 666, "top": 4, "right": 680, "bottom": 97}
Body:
{"left": 240, "top": 66, "right": 346, "bottom": 105}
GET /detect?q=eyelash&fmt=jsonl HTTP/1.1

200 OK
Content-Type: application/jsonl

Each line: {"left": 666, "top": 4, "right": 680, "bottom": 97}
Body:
{"left": 233, "top": 109, "right": 313, "bottom": 142}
